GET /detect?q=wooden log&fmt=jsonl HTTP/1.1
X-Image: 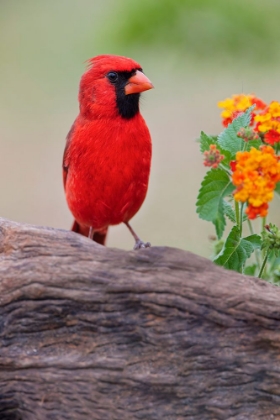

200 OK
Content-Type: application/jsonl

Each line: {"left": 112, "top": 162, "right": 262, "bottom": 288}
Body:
{"left": 0, "top": 217, "right": 280, "bottom": 420}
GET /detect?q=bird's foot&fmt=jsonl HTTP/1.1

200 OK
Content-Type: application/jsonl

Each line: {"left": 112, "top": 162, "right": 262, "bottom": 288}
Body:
{"left": 133, "top": 240, "right": 151, "bottom": 250}
{"left": 124, "top": 221, "right": 151, "bottom": 250}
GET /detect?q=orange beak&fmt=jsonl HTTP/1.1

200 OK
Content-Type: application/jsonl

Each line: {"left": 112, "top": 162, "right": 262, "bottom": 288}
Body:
{"left": 125, "top": 70, "right": 154, "bottom": 95}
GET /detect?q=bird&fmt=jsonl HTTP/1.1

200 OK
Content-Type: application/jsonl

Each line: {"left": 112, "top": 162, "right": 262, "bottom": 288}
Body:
{"left": 62, "top": 54, "right": 153, "bottom": 249}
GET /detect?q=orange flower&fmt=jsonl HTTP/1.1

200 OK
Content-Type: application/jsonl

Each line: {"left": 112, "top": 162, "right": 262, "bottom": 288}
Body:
{"left": 218, "top": 94, "right": 266, "bottom": 127}
{"left": 231, "top": 146, "right": 280, "bottom": 219}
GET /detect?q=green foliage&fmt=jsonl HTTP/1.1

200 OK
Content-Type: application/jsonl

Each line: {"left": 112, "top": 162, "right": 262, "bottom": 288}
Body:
{"left": 243, "top": 139, "right": 263, "bottom": 151}
{"left": 214, "top": 226, "right": 261, "bottom": 273}
{"left": 106, "top": 0, "right": 280, "bottom": 65}
{"left": 196, "top": 168, "right": 234, "bottom": 239}
{"left": 272, "top": 262, "right": 280, "bottom": 285}
{"left": 244, "top": 264, "right": 257, "bottom": 276}
{"left": 199, "top": 132, "right": 231, "bottom": 166}
{"left": 211, "top": 238, "right": 224, "bottom": 258}
{"left": 261, "top": 224, "right": 280, "bottom": 258}
{"left": 275, "top": 183, "right": 280, "bottom": 196}
{"left": 199, "top": 132, "right": 217, "bottom": 153}
{"left": 217, "top": 107, "right": 255, "bottom": 157}
{"left": 223, "top": 200, "right": 236, "bottom": 223}
{"left": 223, "top": 200, "right": 247, "bottom": 223}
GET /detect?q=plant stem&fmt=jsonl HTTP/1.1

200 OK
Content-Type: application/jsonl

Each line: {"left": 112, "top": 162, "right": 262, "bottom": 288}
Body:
{"left": 258, "top": 250, "right": 269, "bottom": 279}
{"left": 262, "top": 216, "right": 266, "bottom": 231}
{"left": 247, "top": 219, "right": 254, "bottom": 235}
{"left": 219, "top": 163, "right": 231, "bottom": 176}
{"left": 239, "top": 203, "right": 244, "bottom": 237}
{"left": 247, "top": 218, "right": 261, "bottom": 269}
{"left": 235, "top": 200, "right": 240, "bottom": 231}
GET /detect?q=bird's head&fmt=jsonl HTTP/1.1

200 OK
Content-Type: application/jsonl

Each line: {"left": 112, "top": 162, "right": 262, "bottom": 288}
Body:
{"left": 78, "top": 55, "right": 153, "bottom": 120}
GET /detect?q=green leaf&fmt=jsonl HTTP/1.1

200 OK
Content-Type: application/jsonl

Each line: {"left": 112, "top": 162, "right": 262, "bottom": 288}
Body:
{"left": 223, "top": 200, "right": 236, "bottom": 223}
{"left": 219, "top": 148, "right": 232, "bottom": 168}
{"left": 269, "top": 255, "right": 280, "bottom": 270}
{"left": 269, "top": 248, "right": 280, "bottom": 258}
{"left": 243, "top": 139, "right": 262, "bottom": 151}
{"left": 196, "top": 168, "right": 235, "bottom": 239}
{"left": 217, "top": 106, "right": 255, "bottom": 158}
{"left": 222, "top": 200, "right": 248, "bottom": 224}
{"left": 244, "top": 264, "right": 257, "bottom": 276}
{"left": 199, "top": 132, "right": 217, "bottom": 153}
{"left": 275, "top": 182, "right": 280, "bottom": 196}
{"left": 213, "top": 226, "right": 260, "bottom": 272}
{"left": 244, "top": 234, "right": 262, "bottom": 250}
{"left": 212, "top": 238, "right": 225, "bottom": 258}
{"left": 234, "top": 105, "right": 254, "bottom": 127}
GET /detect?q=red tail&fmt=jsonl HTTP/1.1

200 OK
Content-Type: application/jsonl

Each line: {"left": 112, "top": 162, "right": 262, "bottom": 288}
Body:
{"left": 71, "top": 220, "right": 108, "bottom": 246}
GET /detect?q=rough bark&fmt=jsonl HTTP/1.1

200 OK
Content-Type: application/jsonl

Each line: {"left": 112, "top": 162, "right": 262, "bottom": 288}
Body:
{"left": 0, "top": 217, "right": 279, "bottom": 420}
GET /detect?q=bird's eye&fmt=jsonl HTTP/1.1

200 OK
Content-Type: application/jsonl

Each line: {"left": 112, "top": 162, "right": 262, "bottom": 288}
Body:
{"left": 107, "top": 72, "right": 118, "bottom": 83}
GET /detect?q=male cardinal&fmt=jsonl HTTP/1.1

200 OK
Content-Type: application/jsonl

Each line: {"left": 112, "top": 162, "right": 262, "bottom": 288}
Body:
{"left": 63, "top": 55, "right": 153, "bottom": 249}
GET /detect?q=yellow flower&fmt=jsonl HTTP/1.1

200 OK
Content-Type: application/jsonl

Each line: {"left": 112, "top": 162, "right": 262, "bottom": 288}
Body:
{"left": 218, "top": 98, "right": 235, "bottom": 110}
{"left": 269, "top": 101, "right": 280, "bottom": 118}
{"left": 218, "top": 94, "right": 266, "bottom": 127}
{"left": 254, "top": 113, "right": 272, "bottom": 123}
{"left": 235, "top": 95, "right": 252, "bottom": 111}
{"left": 255, "top": 101, "right": 280, "bottom": 136}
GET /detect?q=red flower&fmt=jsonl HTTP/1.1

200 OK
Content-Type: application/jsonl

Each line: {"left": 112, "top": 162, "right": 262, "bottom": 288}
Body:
{"left": 230, "top": 161, "right": 236, "bottom": 172}
{"left": 222, "top": 112, "right": 246, "bottom": 128}
{"left": 246, "top": 203, "right": 269, "bottom": 220}
{"left": 222, "top": 117, "right": 232, "bottom": 128}
{"left": 264, "top": 129, "right": 280, "bottom": 145}
{"left": 251, "top": 97, "right": 266, "bottom": 110}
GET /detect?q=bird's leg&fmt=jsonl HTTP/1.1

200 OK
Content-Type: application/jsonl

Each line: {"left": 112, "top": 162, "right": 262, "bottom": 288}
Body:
{"left": 124, "top": 221, "right": 151, "bottom": 250}
{"left": 88, "top": 226, "right": 94, "bottom": 240}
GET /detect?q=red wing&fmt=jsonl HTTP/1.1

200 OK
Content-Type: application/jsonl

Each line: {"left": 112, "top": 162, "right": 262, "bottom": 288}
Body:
{"left": 62, "top": 122, "right": 76, "bottom": 190}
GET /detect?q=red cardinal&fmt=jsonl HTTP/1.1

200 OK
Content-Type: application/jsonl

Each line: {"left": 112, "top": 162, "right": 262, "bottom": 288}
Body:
{"left": 63, "top": 55, "right": 153, "bottom": 249}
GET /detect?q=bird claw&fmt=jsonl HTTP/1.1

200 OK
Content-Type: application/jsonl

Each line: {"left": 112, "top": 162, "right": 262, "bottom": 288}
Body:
{"left": 133, "top": 240, "right": 151, "bottom": 250}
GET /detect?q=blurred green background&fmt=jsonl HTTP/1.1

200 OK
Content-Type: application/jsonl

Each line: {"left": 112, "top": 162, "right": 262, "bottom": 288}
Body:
{"left": 1, "top": 0, "right": 280, "bottom": 256}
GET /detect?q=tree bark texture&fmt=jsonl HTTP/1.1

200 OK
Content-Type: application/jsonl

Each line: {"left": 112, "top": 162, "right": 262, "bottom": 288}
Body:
{"left": 0, "top": 217, "right": 279, "bottom": 419}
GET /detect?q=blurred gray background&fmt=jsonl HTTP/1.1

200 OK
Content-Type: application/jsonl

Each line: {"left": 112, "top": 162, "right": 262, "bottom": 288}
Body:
{"left": 1, "top": 0, "right": 280, "bottom": 256}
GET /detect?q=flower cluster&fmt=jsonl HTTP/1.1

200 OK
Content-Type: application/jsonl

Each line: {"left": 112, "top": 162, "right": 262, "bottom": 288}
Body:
{"left": 237, "top": 127, "right": 260, "bottom": 142}
{"left": 262, "top": 224, "right": 280, "bottom": 253}
{"left": 218, "top": 94, "right": 266, "bottom": 127}
{"left": 218, "top": 94, "right": 280, "bottom": 146}
{"left": 231, "top": 146, "right": 280, "bottom": 219}
{"left": 198, "top": 94, "right": 280, "bottom": 279}
{"left": 255, "top": 101, "right": 280, "bottom": 145}
{"left": 203, "top": 144, "right": 224, "bottom": 168}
